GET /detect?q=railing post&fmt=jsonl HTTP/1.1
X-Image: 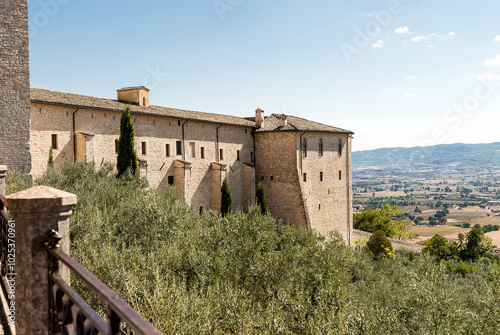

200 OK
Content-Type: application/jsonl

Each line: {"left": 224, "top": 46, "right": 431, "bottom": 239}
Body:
{"left": 0, "top": 165, "right": 7, "bottom": 197}
{"left": 5, "top": 186, "right": 77, "bottom": 335}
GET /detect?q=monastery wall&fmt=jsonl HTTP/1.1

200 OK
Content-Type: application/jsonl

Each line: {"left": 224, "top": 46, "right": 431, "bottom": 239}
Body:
{"left": 30, "top": 104, "right": 255, "bottom": 211}
{"left": 255, "top": 131, "right": 308, "bottom": 229}
{"left": 298, "top": 132, "right": 353, "bottom": 243}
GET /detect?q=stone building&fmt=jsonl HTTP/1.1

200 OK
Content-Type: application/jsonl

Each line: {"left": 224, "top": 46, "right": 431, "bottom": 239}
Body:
{"left": 0, "top": 0, "right": 354, "bottom": 242}
{"left": 29, "top": 87, "right": 354, "bottom": 242}
{"left": 0, "top": 0, "right": 31, "bottom": 173}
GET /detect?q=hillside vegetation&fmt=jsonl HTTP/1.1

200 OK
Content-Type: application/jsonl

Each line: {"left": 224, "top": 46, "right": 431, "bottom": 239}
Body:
{"left": 353, "top": 142, "right": 500, "bottom": 172}
{"left": 7, "top": 162, "right": 500, "bottom": 334}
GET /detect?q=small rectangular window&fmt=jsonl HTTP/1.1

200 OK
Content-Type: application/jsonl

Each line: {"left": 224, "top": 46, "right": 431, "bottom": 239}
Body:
{"left": 220, "top": 148, "right": 224, "bottom": 160}
{"left": 338, "top": 140, "right": 342, "bottom": 156}
{"left": 166, "top": 144, "right": 170, "bottom": 157}
{"left": 339, "top": 170, "right": 342, "bottom": 180}
{"left": 319, "top": 139, "right": 323, "bottom": 156}
{"left": 320, "top": 171, "right": 323, "bottom": 182}
{"left": 51, "top": 134, "right": 58, "bottom": 149}
{"left": 115, "top": 139, "right": 118, "bottom": 153}
{"left": 176, "top": 141, "right": 182, "bottom": 155}
{"left": 270, "top": 176, "right": 274, "bottom": 181}
{"left": 251, "top": 152, "right": 254, "bottom": 163}
{"left": 141, "top": 142, "right": 147, "bottom": 155}
{"left": 190, "top": 142, "right": 196, "bottom": 158}
{"left": 237, "top": 150, "right": 240, "bottom": 161}
{"left": 168, "top": 176, "right": 174, "bottom": 185}
{"left": 199, "top": 206, "right": 204, "bottom": 214}
{"left": 303, "top": 173, "right": 307, "bottom": 182}
{"left": 201, "top": 147, "right": 205, "bottom": 159}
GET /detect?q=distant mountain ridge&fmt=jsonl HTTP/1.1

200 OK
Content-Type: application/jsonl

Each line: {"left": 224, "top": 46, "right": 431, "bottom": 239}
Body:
{"left": 353, "top": 142, "right": 500, "bottom": 172}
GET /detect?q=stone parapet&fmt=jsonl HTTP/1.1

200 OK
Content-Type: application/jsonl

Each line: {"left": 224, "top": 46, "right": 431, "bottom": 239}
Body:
{"left": 6, "top": 186, "right": 77, "bottom": 334}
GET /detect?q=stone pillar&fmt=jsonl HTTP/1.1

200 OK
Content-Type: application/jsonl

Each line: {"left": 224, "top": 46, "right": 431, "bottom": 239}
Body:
{"left": 5, "top": 186, "right": 77, "bottom": 335}
{"left": 0, "top": 165, "right": 7, "bottom": 197}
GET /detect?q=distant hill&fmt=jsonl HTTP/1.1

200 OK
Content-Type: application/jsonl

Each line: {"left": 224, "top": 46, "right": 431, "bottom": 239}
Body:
{"left": 353, "top": 142, "right": 500, "bottom": 173}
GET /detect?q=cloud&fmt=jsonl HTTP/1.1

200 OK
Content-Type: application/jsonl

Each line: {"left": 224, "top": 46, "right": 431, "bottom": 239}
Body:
{"left": 477, "top": 73, "right": 500, "bottom": 81}
{"left": 428, "top": 45, "right": 434, "bottom": 48}
{"left": 484, "top": 55, "right": 500, "bottom": 66}
{"left": 494, "top": 35, "right": 500, "bottom": 42}
{"left": 411, "top": 35, "right": 427, "bottom": 42}
{"left": 395, "top": 26, "right": 409, "bottom": 34}
{"left": 405, "top": 93, "right": 418, "bottom": 97}
{"left": 405, "top": 76, "right": 417, "bottom": 80}
{"left": 372, "top": 40, "right": 383, "bottom": 48}
{"left": 447, "top": 32, "right": 456, "bottom": 36}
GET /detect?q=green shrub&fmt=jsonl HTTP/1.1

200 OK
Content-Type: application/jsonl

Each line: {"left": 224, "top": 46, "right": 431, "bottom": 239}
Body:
{"left": 366, "top": 230, "right": 394, "bottom": 258}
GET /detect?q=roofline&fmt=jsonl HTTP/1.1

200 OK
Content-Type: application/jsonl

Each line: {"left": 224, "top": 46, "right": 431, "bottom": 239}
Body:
{"left": 31, "top": 99, "right": 258, "bottom": 129}
{"left": 256, "top": 129, "right": 354, "bottom": 135}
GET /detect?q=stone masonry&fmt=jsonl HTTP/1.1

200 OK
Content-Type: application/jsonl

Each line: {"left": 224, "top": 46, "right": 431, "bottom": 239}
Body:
{"left": 27, "top": 88, "right": 355, "bottom": 242}
{"left": 0, "top": 0, "right": 32, "bottom": 173}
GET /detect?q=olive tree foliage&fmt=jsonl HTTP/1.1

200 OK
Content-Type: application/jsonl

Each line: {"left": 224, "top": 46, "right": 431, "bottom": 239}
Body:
{"left": 6, "top": 162, "right": 500, "bottom": 334}
{"left": 116, "top": 106, "right": 137, "bottom": 177}
{"left": 221, "top": 177, "right": 232, "bottom": 217}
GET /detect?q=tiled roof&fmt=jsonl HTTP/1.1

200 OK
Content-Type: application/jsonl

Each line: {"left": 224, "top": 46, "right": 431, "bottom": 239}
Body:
{"left": 31, "top": 88, "right": 256, "bottom": 128}
{"left": 117, "top": 86, "right": 150, "bottom": 92}
{"left": 256, "top": 114, "right": 353, "bottom": 134}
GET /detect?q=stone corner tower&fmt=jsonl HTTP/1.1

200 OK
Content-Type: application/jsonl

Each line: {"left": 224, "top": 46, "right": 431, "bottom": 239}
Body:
{"left": 0, "top": 0, "right": 32, "bottom": 173}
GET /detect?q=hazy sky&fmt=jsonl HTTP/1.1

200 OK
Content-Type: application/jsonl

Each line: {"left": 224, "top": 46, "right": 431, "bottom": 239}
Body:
{"left": 28, "top": 0, "right": 500, "bottom": 151}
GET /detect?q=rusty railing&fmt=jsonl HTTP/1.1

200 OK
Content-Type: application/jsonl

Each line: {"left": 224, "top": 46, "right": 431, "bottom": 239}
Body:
{"left": 42, "top": 229, "right": 162, "bottom": 335}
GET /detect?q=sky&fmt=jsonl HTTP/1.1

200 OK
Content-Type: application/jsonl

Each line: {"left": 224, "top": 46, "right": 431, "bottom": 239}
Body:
{"left": 27, "top": 0, "right": 500, "bottom": 151}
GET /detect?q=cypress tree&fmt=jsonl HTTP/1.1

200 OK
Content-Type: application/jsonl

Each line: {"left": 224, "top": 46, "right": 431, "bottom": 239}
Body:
{"left": 117, "top": 106, "right": 137, "bottom": 177}
{"left": 47, "top": 146, "right": 54, "bottom": 169}
{"left": 256, "top": 183, "right": 268, "bottom": 215}
{"left": 221, "top": 177, "right": 232, "bottom": 216}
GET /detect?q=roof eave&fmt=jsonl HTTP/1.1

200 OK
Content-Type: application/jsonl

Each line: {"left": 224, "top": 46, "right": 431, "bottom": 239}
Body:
{"left": 31, "top": 100, "right": 258, "bottom": 129}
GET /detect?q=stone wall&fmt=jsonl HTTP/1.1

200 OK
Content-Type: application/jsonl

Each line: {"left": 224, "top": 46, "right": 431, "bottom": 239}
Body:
{"left": 0, "top": 0, "right": 32, "bottom": 173}
{"left": 30, "top": 103, "right": 255, "bottom": 212}
{"left": 255, "top": 131, "right": 308, "bottom": 229}
{"left": 297, "top": 132, "right": 353, "bottom": 244}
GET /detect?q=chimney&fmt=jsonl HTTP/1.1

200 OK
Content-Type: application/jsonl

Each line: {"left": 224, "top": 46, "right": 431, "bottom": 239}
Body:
{"left": 279, "top": 114, "right": 287, "bottom": 127}
{"left": 255, "top": 108, "right": 264, "bottom": 127}
{"left": 117, "top": 86, "right": 150, "bottom": 107}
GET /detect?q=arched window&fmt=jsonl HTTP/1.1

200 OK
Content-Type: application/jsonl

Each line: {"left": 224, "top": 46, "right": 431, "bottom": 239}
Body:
{"left": 338, "top": 139, "right": 342, "bottom": 156}
{"left": 302, "top": 138, "right": 307, "bottom": 157}
{"left": 319, "top": 139, "right": 323, "bottom": 156}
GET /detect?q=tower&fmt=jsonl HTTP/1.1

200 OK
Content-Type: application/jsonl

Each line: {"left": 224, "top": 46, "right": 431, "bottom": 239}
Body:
{"left": 0, "top": 0, "right": 32, "bottom": 172}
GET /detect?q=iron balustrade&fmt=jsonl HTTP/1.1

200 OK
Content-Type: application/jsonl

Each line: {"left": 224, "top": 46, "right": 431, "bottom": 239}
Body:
{"left": 42, "top": 229, "right": 162, "bottom": 335}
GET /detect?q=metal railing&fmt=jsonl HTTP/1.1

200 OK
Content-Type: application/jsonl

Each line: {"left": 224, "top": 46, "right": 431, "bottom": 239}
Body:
{"left": 42, "top": 230, "right": 162, "bottom": 334}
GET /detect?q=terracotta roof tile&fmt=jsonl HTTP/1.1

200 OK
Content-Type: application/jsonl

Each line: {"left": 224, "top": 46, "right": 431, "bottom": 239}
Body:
{"left": 256, "top": 114, "right": 353, "bottom": 134}
{"left": 31, "top": 88, "right": 256, "bottom": 128}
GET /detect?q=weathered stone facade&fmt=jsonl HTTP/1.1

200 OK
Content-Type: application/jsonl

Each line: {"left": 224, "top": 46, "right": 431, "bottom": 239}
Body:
{"left": 27, "top": 88, "right": 354, "bottom": 242}
{"left": 0, "top": 0, "right": 31, "bottom": 172}
{"left": 30, "top": 99, "right": 256, "bottom": 212}
{"left": 255, "top": 117, "right": 353, "bottom": 244}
